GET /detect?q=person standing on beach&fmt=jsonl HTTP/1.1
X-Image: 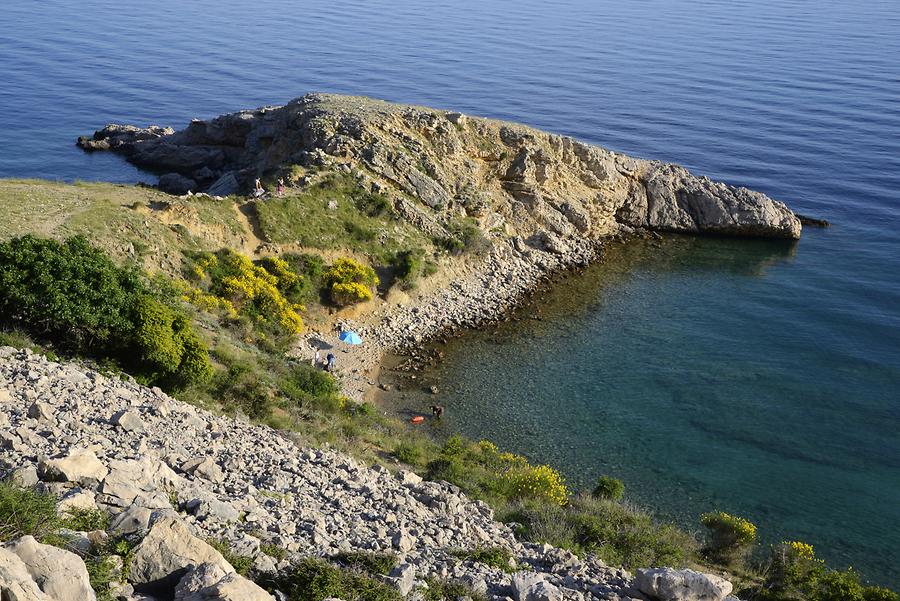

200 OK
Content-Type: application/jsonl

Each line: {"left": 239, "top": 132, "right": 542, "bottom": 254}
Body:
{"left": 326, "top": 352, "right": 336, "bottom": 371}
{"left": 254, "top": 178, "right": 264, "bottom": 198}
{"left": 314, "top": 348, "right": 321, "bottom": 367}
{"left": 276, "top": 178, "right": 285, "bottom": 196}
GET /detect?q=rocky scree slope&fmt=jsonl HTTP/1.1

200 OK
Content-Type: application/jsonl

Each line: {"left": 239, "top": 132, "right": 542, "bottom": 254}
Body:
{"left": 78, "top": 93, "right": 801, "bottom": 242}
{"left": 0, "top": 347, "right": 737, "bottom": 601}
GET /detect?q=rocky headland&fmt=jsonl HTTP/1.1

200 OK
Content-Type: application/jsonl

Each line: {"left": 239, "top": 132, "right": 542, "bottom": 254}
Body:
{"left": 76, "top": 93, "right": 803, "bottom": 397}
{"left": 0, "top": 95, "right": 809, "bottom": 600}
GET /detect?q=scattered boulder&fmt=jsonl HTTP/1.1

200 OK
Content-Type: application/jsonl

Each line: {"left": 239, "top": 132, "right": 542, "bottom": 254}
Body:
{"left": 109, "top": 504, "right": 154, "bottom": 537}
{"left": 3, "top": 535, "right": 96, "bottom": 601}
{"left": 129, "top": 517, "right": 234, "bottom": 593}
{"left": 207, "top": 172, "right": 239, "bottom": 197}
{"left": 111, "top": 409, "right": 146, "bottom": 433}
{"left": 635, "top": 568, "right": 733, "bottom": 601}
{"left": 26, "top": 401, "right": 52, "bottom": 421}
{"left": 182, "top": 457, "right": 224, "bottom": 484}
{"left": 174, "top": 562, "right": 274, "bottom": 601}
{"left": 38, "top": 449, "right": 108, "bottom": 485}
{"left": 9, "top": 465, "right": 39, "bottom": 487}
{"left": 57, "top": 488, "right": 98, "bottom": 515}
{"left": 511, "top": 572, "right": 561, "bottom": 601}
{"left": 0, "top": 546, "right": 54, "bottom": 601}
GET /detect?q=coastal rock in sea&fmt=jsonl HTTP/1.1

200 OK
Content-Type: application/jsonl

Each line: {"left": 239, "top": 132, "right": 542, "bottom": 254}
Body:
{"left": 79, "top": 93, "right": 801, "bottom": 240}
{"left": 635, "top": 567, "right": 733, "bottom": 601}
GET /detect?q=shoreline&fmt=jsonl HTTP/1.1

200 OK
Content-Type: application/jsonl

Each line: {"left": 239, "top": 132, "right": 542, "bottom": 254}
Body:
{"left": 315, "top": 233, "right": 615, "bottom": 404}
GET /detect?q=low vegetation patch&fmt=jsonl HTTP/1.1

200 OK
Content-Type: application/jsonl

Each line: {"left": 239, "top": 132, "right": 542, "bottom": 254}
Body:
{"left": 332, "top": 551, "right": 398, "bottom": 576}
{"left": 422, "top": 576, "right": 488, "bottom": 601}
{"left": 255, "top": 171, "right": 427, "bottom": 264}
{"left": 450, "top": 546, "right": 516, "bottom": 572}
{"left": 744, "top": 541, "right": 898, "bottom": 601}
{"left": 259, "top": 557, "right": 401, "bottom": 601}
{"left": 505, "top": 493, "right": 697, "bottom": 570}
{"left": 0, "top": 480, "right": 61, "bottom": 542}
{"left": 206, "top": 538, "right": 254, "bottom": 576}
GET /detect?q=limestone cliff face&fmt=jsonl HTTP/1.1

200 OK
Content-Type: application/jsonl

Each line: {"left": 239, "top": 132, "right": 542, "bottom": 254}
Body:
{"left": 79, "top": 93, "right": 801, "bottom": 240}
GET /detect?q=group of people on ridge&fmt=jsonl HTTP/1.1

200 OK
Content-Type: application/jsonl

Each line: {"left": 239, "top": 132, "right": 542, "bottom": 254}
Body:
{"left": 253, "top": 177, "right": 285, "bottom": 198}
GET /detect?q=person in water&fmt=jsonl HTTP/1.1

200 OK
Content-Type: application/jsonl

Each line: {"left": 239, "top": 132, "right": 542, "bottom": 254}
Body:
{"left": 431, "top": 405, "right": 444, "bottom": 418}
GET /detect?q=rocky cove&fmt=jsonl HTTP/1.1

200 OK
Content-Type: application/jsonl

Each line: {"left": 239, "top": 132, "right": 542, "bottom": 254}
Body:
{"left": 0, "top": 94, "right": 817, "bottom": 600}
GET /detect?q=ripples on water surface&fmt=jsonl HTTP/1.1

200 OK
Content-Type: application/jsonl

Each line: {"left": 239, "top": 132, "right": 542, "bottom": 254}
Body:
{"left": 1, "top": 0, "right": 898, "bottom": 588}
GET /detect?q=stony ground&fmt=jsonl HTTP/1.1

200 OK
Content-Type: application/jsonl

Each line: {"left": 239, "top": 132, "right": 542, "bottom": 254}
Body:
{"left": 0, "top": 346, "right": 652, "bottom": 601}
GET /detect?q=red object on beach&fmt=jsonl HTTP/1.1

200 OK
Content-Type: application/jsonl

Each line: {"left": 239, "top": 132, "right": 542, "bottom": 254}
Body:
{"left": 410, "top": 416, "right": 425, "bottom": 424}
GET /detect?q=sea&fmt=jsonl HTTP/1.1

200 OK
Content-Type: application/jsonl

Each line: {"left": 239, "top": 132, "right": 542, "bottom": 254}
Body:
{"left": 1, "top": 0, "right": 898, "bottom": 588}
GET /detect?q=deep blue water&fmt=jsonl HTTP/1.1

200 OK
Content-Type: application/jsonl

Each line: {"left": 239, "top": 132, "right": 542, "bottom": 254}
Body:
{"left": 1, "top": 0, "right": 898, "bottom": 588}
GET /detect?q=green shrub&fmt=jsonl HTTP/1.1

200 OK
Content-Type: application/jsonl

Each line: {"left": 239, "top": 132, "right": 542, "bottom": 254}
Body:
{"left": 0, "top": 481, "right": 60, "bottom": 542}
{"left": 451, "top": 546, "right": 516, "bottom": 572}
{"left": 0, "top": 235, "right": 211, "bottom": 388}
{"left": 592, "top": 475, "right": 624, "bottom": 501}
{"left": 62, "top": 506, "right": 110, "bottom": 532}
{"left": 0, "top": 235, "right": 142, "bottom": 352}
{"left": 390, "top": 249, "right": 431, "bottom": 290}
{"left": 134, "top": 296, "right": 212, "bottom": 385}
{"left": 750, "top": 541, "right": 899, "bottom": 601}
{"left": 422, "top": 577, "right": 487, "bottom": 601}
{"left": 332, "top": 551, "right": 397, "bottom": 576}
{"left": 506, "top": 494, "right": 697, "bottom": 570}
{"left": 352, "top": 189, "right": 391, "bottom": 217}
{"left": 206, "top": 538, "right": 254, "bottom": 576}
{"left": 392, "top": 441, "right": 422, "bottom": 465}
{"left": 436, "top": 220, "right": 491, "bottom": 256}
{"left": 261, "top": 543, "right": 287, "bottom": 561}
{"left": 425, "top": 458, "right": 465, "bottom": 483}
{"left": 260, "top": 557, "right": 401, "bottom": 601}
{"left": 700, "top": 511, "right": 757, "bottom": 564}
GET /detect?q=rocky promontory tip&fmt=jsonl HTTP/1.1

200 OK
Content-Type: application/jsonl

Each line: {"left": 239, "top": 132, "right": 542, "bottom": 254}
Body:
{"left": 78, "top": 93, "right": 802, "bottom": 240}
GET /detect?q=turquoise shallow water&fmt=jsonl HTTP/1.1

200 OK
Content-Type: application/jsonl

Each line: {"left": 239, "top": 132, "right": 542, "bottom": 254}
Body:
{"left": 1, "top": 0, "right": 898, "bottom": 588}
{"left": 383, "top": 235, "right": 900, "bottom": 587}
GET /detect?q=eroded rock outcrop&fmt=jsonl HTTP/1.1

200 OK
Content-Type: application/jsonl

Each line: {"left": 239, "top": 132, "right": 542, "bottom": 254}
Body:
{"left": 78, "top": 93, "right": 801, "bottom": 240}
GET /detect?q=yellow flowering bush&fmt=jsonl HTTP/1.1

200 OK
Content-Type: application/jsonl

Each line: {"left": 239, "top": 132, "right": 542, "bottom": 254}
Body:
{"left": 501, "top": 463, "right": 569, "bottom": 507}
{"left": 700, "top": 511, "right": 757, "bottom": 563}
{"left": 784, "top": 540, "right": 817, "bottom": 561}
{"left": 323, "top": 257, "right": 378, "bottom": 306}
{"left": 184, "top": 250, "right": 304, "bottom": 336}
{"left": 331, "top": 282, "right": 373, "bottom": 305}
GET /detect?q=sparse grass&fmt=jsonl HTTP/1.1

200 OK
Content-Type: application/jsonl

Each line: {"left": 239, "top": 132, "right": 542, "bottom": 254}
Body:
{"left": 261, "top": 543, "right": 288, "bottom": 561}
{"left": 332, "top": 551, "right": 398, "bottom": 576}
{"left": 450, "top": 546, "right": 517, "bottom": 572}
{"left": 422, "top": 577, "right": 488, "bottom": 601}
{"left": 259, "top": 557, "right": 402, "bottom": 601}
{"left": 207, "top": 538, "right": 254, "bottom": 576}
{"left": 255, "top": 171, "right": 429, "bottom": 264}
{"left": 0, "top": 179, "right": 244, "bottom": 277}
{"left": 0, "top": 481, "right": 61, "bottom": 542}
{"left": 502, "top": 493, "right": 698, "bottom": 570}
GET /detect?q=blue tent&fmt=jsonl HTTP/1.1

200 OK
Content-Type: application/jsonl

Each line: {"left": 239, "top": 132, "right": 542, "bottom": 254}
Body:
{"left": 339, "top": 330, "right": 362, "bottom": 345}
